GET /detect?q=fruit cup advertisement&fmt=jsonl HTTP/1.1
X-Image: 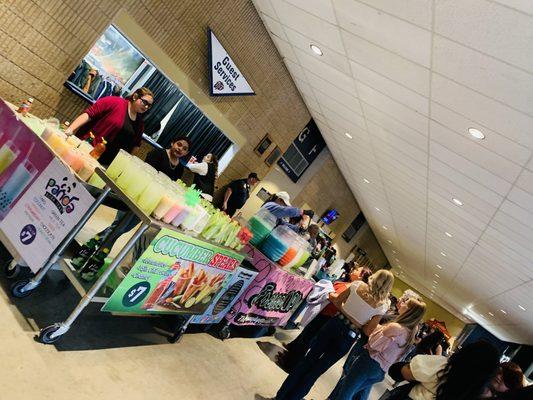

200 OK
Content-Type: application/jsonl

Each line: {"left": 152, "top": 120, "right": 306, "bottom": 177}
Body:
{"left": 0, "top": 100, "right": 54, "bottom": 222}
{"left": 225, "top": 246, "right": 314, "bottom": 327}
{"left": 102, "top": 229, "right": 245, "bottom": 315}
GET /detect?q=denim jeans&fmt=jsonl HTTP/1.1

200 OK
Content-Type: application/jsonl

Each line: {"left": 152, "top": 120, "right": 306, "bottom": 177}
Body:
{"left": 97, "top": 210, "right": 140, "bottom": 247}
{"left": 275, "top": 316, "right": 361, "bottom": 400}
{"left": 328, "top": 349, "right": 385, "bottom": 400}
{"left": 328, "top": 335, "right": 371, "bottom": 400}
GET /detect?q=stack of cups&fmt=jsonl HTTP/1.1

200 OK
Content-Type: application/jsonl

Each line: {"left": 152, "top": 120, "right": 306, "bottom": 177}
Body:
{"left": 137, "top": 172, "right": 171, "bottom": 215}
{"left": 62, "top": 147, "right": 84, "bottom": 172}
{"left": 106, "top": 149, "right": 131, "bottom": 180}
{"left": 78, "top": 155, "right": 99, "bottom": 181}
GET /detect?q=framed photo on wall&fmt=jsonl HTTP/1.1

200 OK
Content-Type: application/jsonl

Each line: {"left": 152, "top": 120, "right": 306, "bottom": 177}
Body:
{"left": 254, "top": 133, "right": 272, "bottom": 156}
{"left": 265, "top": 146, "right": 282, "bottom": 167}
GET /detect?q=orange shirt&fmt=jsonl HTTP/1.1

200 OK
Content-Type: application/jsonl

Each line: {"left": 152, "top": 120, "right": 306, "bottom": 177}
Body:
{"left": 320, "top": 281, "right": 350, "bottom": 317}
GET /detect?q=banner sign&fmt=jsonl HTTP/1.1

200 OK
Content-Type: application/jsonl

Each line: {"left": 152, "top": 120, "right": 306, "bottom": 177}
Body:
{"left": 0, "top": 158, "right": 93, "bottom": 272}
{"left": 278, "top": 119, "right": 326, "bottom": 183}
{"left": 102, "top": 229, "right": 245, "bottom": 315}
{"left": 208, "top": 28, "right": 255, "bottom": 96}
{"left": 0, "top": 100, "right": 54, "bottom": 222}
{"left": 190, "top": 264, "right": 258, "bottom": 325}
{"left": 225, "top": 246, "right": 314, "bottom": 327}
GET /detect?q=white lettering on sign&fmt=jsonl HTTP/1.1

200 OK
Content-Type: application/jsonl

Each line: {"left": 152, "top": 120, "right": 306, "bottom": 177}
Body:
{"left": 209, "top": 29, "right": 254, "bottom": 96}
{"left": 298, "top": 127, "right": 310, "bottom": 143}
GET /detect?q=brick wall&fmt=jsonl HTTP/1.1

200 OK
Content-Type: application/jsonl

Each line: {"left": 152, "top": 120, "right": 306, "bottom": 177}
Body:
{"left": 0, "top": 0, "right": 361, "bottom": 241}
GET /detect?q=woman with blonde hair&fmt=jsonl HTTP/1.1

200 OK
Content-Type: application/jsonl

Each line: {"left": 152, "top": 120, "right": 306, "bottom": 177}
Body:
{"left": 262, "top": 270, "right": 394, "bottom": 400}
{"left": 328, "top": 298, "right": 427, "bottom": 400}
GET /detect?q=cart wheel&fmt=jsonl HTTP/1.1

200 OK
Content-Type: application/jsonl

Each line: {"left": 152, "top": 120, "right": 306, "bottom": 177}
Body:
{"left": 38, "top": 324, "right": 62, "bottom": 344}
{"left": 218, "top": 325, "right": 231, "bottom": 340}
{"left": 11, "top": 279, "right": 37, "bottom": 298}
{"left": 167, "top": 331, "right": 184, "bottom": 344}
{"left": 4, "top": 262, "right": 20, "bottom": 279}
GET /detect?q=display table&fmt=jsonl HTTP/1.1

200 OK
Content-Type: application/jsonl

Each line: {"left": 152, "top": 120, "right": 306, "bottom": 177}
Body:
{"left": 7, "top": 167, "right": 248, "bottom": 344}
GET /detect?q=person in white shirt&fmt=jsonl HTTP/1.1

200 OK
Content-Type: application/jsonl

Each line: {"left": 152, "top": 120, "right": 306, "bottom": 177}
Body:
{"left": 388, "top": 341, "right": 500, "bottom": 400}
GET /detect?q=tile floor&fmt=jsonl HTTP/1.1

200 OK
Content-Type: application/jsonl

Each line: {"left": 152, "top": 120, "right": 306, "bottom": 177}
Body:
{"left": 0, "top": 205, "right": 390, "bottom": 400}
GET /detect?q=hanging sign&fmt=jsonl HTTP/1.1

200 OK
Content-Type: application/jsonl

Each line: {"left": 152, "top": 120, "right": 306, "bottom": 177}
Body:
{"left": 208, "top": 28, "right": 255, "bottom": 96}
{"left": 0, "top": 158, "right": 93, "bottom": 272}
{"left": 278, "top": 119, "right": 326, "bottom": 183}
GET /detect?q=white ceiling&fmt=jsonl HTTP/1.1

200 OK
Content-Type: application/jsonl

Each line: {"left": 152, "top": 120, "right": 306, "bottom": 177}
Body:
{"left": 252, "top": 0, "right": 533, "bottom": 344}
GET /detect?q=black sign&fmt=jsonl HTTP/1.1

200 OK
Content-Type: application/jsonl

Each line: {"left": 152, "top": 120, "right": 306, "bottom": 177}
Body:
{"left": 277, "top": 119, "right": 326, "bottom": 182}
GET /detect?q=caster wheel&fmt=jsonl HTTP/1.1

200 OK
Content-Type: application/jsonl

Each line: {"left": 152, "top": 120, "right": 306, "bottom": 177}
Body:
{"left": 11, "top": 279, "right": 36, "bottom": 298}
{"left": 167, "top": 332, "right": 184, "bottom": 344}
{"left": 4, "top": 261, "right": 19, "bottom": 279}
{"left": 218, "top": 326, "right": 231, "bottom": 340}
{"left": 38, "top": 324, "right": 62, "bottom": 344}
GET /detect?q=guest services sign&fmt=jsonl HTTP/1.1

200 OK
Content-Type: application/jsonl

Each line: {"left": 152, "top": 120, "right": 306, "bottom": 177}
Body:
{"left": 208, "top": 28, "right": 255, "bottom": 96}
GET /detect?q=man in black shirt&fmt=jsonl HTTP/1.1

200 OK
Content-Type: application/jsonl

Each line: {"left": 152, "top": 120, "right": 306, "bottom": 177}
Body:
{"left": 221, "top": 172, "right": 259, "bottom": 216}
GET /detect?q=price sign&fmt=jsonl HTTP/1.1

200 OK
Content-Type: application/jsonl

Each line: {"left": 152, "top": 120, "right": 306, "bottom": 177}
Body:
{"left": 122, "top": 281, "right": 151, "bottom": 307}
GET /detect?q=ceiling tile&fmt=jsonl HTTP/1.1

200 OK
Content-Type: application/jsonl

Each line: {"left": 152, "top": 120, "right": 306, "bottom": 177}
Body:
{"left": 430, "top": 102, "right": 532, "bottom": 166}
{"left": 432, "top": 36, "right": 533, "bottom": 115}
{"left": 515, "top": 169, "right": 533, "bottom": 195}
{"left": 334, "top": 0, "right": 432, "bottom": 67}
{"left": 292, "top": 46, "right": 357, "bottom": 91}
{"left": 429, "top": 157, "right": 504, "bottom": 208}
{"left": 429, "top": 141, "right": 512, "bottom": 195}
{"left": 272, "top": 0, "right": 345, "bottom": 53}
{"left": 355, "top": 0, "right": 433, "bottom": 29}
{"left": 270, "top": 36, "right": 298, "bottom": 64}
{"left": 430, "top": 121, "right": 522, "bottom": 182}
{"left": 283, "top": 26, "right": 351, "bottom": 74}
{"left": 431, "top": 74, "right": 533, "bottom": 150}
{"left": 285, "top": 0, "right": 337, "bottom": 24}
{"left": 434, "top": 0, "right": 533, "bottom": 73}
{"left": 341, "top": 30, "right": 430, "bottom": 95}
{"left": 252, "top": 0, "right": 277, "bottom": 18}
{"left": 260, "top": 13, "right": 288, "bottom": 40}
{"left": 358, "top": 83, "right": 428, "bottom": 134}
{"left": 351, "top": 61, "right": 429, "bottom": 115}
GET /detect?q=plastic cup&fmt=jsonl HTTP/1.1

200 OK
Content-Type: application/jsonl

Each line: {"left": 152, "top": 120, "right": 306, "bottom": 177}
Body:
{"left": 106, "top": 149, "right": 131, "bottom": 180}
{"left": 0, "top": 141, "right": 20, "bottom": 175}
{"left": 78, "top": 140, "right": 93, "bottom": 155}
{"left": 153, "top": 193, "right": 174, "bottom": 220}
{"left": 171, "top": 204, "right": 191, "bottom": 227}
{"left": 88, "top": 172, "right": 106, "bottom": 189}
{"left": 62, "top": 148, "right": 84, "bottom": 172}
{"left": 66, "top": 135, "right": 82, "bottom": 148}
{"left": 137, "top": 178, "right": 165, "bottom": 215}
{"left": 78, "top": 156, "right": 98, "bottom": 181}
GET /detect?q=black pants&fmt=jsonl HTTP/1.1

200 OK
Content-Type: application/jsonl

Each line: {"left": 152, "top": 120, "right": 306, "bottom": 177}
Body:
{"left": 282, "top": 313, "right": 332, "bottom": 371}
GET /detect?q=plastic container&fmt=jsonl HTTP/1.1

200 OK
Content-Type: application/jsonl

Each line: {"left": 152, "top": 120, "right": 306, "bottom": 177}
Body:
{"left": 137, "top": 175, "right": 166, "bottom": 215}
{"left": 248, "top": 208, "right": 277, "bottom": 247}
{"left": 260, "top": 225, "right": 298, "bottom": 263}
{"left": 106, "top": 149, "right": 131, "bottom": 180}
{"left": 78, "top": 156, "right": 98, "bottom": 181}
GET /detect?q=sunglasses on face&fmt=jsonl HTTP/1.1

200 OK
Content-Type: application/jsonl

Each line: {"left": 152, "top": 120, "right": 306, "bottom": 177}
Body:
{"left": 140, "top": 98, "right": 153, "bottom": 108}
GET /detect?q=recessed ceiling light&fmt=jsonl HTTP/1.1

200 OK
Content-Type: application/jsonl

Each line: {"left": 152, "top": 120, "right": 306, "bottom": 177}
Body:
{"left": 445, "top": 231, "right": 453, "bottom": 238}
{"left": 382, "top": 225, "right": 388, "bottom": 230}
{"left": 395, "top": 258, "right": 399, "bottom": 262}
{"left": 488, "top": 312, "right": 494, "bottom": 317}
{"left": 518, "top": 305, "right": 526, "bottom": 311}
{"left": 397, "top": 265, "right": 402, "bottom": 269}
{"left": 310, "top": 44, "right": 323, "bottom": 56}
{"left": 500, "top": 309, "right": 507, "bottom": 315}
{"left": 392, "top": 250, "right": 397, "bottom": 254}
{"left": 345, "top": 132, "right": 353, "bottom": 139}
{"left": 452, "top": 198, "right": 464, "bottom": 206}
{"left": 436, "top": 264, "right": 443, "bottom": 269}
{"left": 375, "top": 207, "right": 381, "bottom": 212}
{"left": 468, "top": 127, "right": 485, "bottom": 140}
{"left": 434, "top": 274, "right": 440, "bottom": 278}
{"left": 387, "top": 240, "right": 392, "bottom": 244}
{"left": 440, "top": 252, "right": 447, "bottom": 257}
{"left": 433, "top": 280, "right": 438, "bottom": 284}
{"left": 363, "top": 178, "right": 370, "bottom": 183}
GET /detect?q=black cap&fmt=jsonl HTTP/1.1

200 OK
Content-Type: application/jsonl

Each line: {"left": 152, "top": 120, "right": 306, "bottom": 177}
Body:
{"left": 248, "top": 172, "right": 259, "bottom": 180}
